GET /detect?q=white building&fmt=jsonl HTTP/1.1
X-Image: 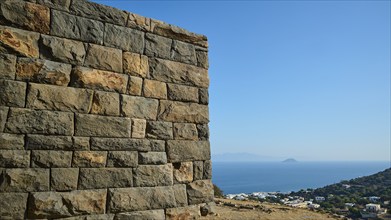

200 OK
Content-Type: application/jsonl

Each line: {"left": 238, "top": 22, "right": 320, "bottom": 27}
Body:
{"left": 345, "top": 203, "right": 355, "bottom": 208}
{"left": 369, "top": 196, "right": 381, "bottom": 202}
{"left": 365, "top": 204, "right": 381, "bottom": 212}
{"left": 315, "top": 196, "right": 325, "bottom": 202}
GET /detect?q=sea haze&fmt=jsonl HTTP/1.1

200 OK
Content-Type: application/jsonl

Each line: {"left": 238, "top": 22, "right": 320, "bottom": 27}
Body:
{"left": 212, "top": 161, "right": 390, "bottom": 194}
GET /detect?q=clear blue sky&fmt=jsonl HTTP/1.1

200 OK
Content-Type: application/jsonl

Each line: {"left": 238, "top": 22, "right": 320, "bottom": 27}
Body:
{"left": 94, "top": 0, "right": 390, "bottom": 161}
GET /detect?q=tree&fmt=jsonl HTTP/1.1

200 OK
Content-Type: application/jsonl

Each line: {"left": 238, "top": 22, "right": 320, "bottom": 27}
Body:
{"left": 213, "top": 184, "right": 224, "bottom": 198}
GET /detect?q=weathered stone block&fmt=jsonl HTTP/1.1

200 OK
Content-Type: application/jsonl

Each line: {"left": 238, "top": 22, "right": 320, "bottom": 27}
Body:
{"left": 133, "top": 164, "right": 173, "bottom": 187}
{"left": 79, "top": 168, "right": 133, "bottom": 189}
{"left": 31, "top": 150, "right": 72, "bottom": 167}
{"left": 71, "top": 66, "right": 128, "bottom": 93}
{"left": 138, "top": 152, "right": 167, "bottom": 165}
{"left": 203, "top": 160, "right": 212, "bottom": 179}
{"left": 149, "top": 58, "right": 209, "bottom": 88}
{"left": 108, "top": 186, "right": 176, "bottom": 213}
{"left": 171, "top": 40, "right": 197, "bottom": 65}
{"left": 36, "top": 0, "right": 71, "bottom": 11}
{"left": 173, "top": 123, "right": 198, "bottom": 140}
{"left": 5, "top": 108, "right": 74, "bottom": 135}
{"left": 107, "top": 151, "right": 138, "bottom": 168}
{"left": 146, "top": 121, "right": 173, "bottom": 140}
{"left": 167, "top": 140, "right": 210, "bottom": 162}
{"left": 70, "top": 0, "right": 127, "bottom": 26}
{"left": 166, "top": 205, "right": 200, "bottom": 220}
{"left": 131, "top": 118, "right": 146, "bottom": 139}
{"left": 197, "top": 124, "right": 209, "bottom": 140}
{"left": 167, "top": 83, "right": 198, "bottom": 102}
{"left": 26, "top": 83, "right": 93, "bottom": 113}
{"left": 121, "top": 95, "right": 158, "bottom": 120}
{"left": 26, "top": 135, "right": 89, "bottom": 150}
{"left": 115, "top": 210, "right": 165, "bottom": 220}
{"left": 0, "top": 168, "right": 49, "bottom": 192}
{"left": 16, "top": 57, "right": 72, "bottom": 86}
{"left": 0, "top": 106, "right": 7, "bottom": 132}
{"left": 91, "top": 138, "right": 165, "bottom": 152}
{"left": 0, "top": 0, "right": 50, "bottom": 33}
{"left": 0, "top": 133, "right": 24, "bottom": 150}
{"left": 0, "top": 192, "right": 28, "bottom": 219}
{"left": 28, "top": 189, "right": 107, "bottom": 218}
{"left": 84, "top": 44, "right": 122, "bottom": 73}
{"left": 57, "top": 214, "right": 115, "bottom": 220}
{"left": 0, "top": 53, "right": 16, "bottom": 79}
{"left": 127, "top": 13, "right": 151, "bottom": 32}
{"left": 51, "top": 168, "right": 78, "bottom": 191}
{"left": 186, "top": 179, "right": 214, "bottom": 205}
{"left": 72, "top": 151, "right": 107, "bottom": 168}
{"left": 143, "top": 79, "right": 167, "bottom": 99}
{"left": 158, "top": 100, "right": 209, "bottom": 123}
{"left": 173, "top": 184, "right": 188, "bottom": 207}
{"left": 90, "top": 91, "right": 120, "bottom": 116}
{"left": 196, "top": 49, "right": 209, "bottom": 69}
{"left": 145, "top": 33, "right": 172, "bottom": 59}
{"left": 51, "top": 10, "right": 104, "bottom": 44}
{"left": 127, "top": 76, "right": 143, "bottom": 96}
{"left": 75, "top": 114, "right": 131, "bottom": 137}
{"left": 0, "top": 79, "right": 26, "bottom": 107}
{"left": 123, "top": 52, "right": 148, "bottom": 78}
{"left": 173, "top": 162, "right": 193, "bottom": 184}
{"left": 193, "top": 161, "right": 203, "bottom": 181}
{"left": 0, "top": 25, "right": 40, "bottom": 57}
{"left": 0, "top": 150, "right": 30, "bottom": 167}
{"left": 40, "top": 34, "right": 86, "bottom": 65}
{"left": 200, "top": 202, "right": 217, "bottom": 216}
{"left": 104, "top": 23, "right": 144, "bottom": 53}
{"left": 199, "top": 88, "right": 209, "bottom": 104}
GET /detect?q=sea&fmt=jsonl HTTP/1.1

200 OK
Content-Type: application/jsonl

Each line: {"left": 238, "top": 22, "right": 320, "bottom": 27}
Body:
{"left": 212, "top": 161, "right": 391, "bottom": 194}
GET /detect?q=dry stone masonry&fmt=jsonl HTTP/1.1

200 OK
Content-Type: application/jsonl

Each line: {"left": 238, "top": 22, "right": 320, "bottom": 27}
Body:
{"left": 0, "top": 0, "right": 213, "bottom": 219}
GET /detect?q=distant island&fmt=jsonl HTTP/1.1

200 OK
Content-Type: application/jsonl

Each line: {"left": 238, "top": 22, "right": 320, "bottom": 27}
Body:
{"left": 282, "top": 158, "right": 298, "bottom": 163}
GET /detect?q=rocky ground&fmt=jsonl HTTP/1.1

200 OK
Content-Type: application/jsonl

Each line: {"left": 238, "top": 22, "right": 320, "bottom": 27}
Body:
{"left": 200, "top": 198, "right": 337, "bottom": 220}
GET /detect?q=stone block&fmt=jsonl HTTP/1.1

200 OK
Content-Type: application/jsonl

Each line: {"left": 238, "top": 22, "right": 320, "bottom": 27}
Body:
{"left": 186, "top": 179, "right": 214, "bottom": 205}
{"left": 91, "top": 138, "right": 165, "bottom": 152}
{"left": 196, "top": 49, "right": 209, "bottom": 69}
{"left": 36, "top": 0, "right": 71, "bottom": 11}
{"left": 16, "top": 57, "right": 72, "bottom": 86}
{"left": 200, "top": 202, "right": 217, "bottom": 216}
{"left": 173, "top": 184, "right": 188, "bottom": 207}
{"left": 108, "top": 186, "right": 176, "bottom": 213}
{"left": 127, "top": 76, "right": 143, "bottom": 96}
{"left": 0, "top": 133, "right": 24, "bottom": 150}
{"left": 167, "top": 140, "right": 210, "bottom": 162}
{"left": 143, "top": 79, "right": 167, "bottom": 99}
{"left": 0, "top": 53, "right": 16, "bottom": 79}
{"left": 31, "top": 150, "right": 72, "bottom": 167}
{"left": 26, "top": 135, "right": 89, "bottom": 150}
{"left": 0, "top": 150, "right": 30, "bottom": 167}
{"left": 0, "top": 25, "right": 40, "bottom": 57}
{"left": 127, "top": 13, "right": 151, "bottom": 32}
{"left": 115, "top": 210, "right": 165, "bottom": 220}
{"left": 197, "top": 124, "right": 209, "bottom": 140}
{"left": 173, "top": 162, "right": 193, "bottom": 184}
{"left": 5, "top": 108, "right": 74, "bottom": 135}
{"left": 0, "top": 168, "right": 49, "bottom": 192}
{"left": 121, "top": 95, "right": 158, "bottom": 120}
{"left": 199, "top": 88, "right": 209, "bottom": 104}
{"left": 167, "top": 83, "right": 198, "bottom": 102}
{"left": 107, "top": 151, "right": 138, "bottom": 168}
{"left": 70, "top": 0, "right": 127, "bottom": 26}
{"left": 123, "top": 52, "right": 148, "bottom": 78}
{"left": 26, "top": 83, "right": 93, "bottom": 113}
{"left": 133, "top": 164, "right": 173, "bottom": 187}
{"left": 104, "top": 23, "right": 144, "bottom": 53}
{"left": 0, "top": 106, "right": 7, "bottom": 132}
{"left": 71, "top": 66, "right": 128, "bottom": 93}
{"left": 51, "top": 168, "right": 78, "bottom": 191}
{"left": 51, "top": 10, "right": 104, "bottom": 44}
{"left": 79, "top": 168, "right": 133, "bottom": 189}
{"left": 158, "top": 100, "right": 209, "bottom": 123}
{"left": 84, "top": 44, "right": 122, "bottom": 73}
{"left": 131, "top": 118, "right": 146, "bottom": 139}
{"left": 0, "top": 192, "right": 28, "bottom": 219}
{"left": 40, "top": 34, "right": 86, "bottom": 65}
{"left": 90, "top": 91, "right": 120, "bottom": 116}
{"left": 166, "top": 205, "right": 200, "bottom": 220}
{"left": 193, "top": 161, "right": 203, "bottom": 181}
{"left": 0, "top": 0, "right": 50, "bottom": 33}
{"left": 57, "top": 214, "right": 115, "bottom": 220}
{"left": 28, "top": 189, "right": 106, "bottom": 218}
{"left": 173, "top": 123, "right": 198, "bottom": 140}
{"left": 0, "top": 79, "right": 26, "bottom": 107}
{"left": 149, "top": 58, "right": 209, "bottom": 88}
{"left": 146, "top": 121, "right": 173, "bottom": 140}
{"left": 72, "top": 151, "right": 107, "bottom": 168}
{"left": 203, "top": 160, "right": 212, "bottom": 179}
{"left": 75, "top": 114, "right": 131, "bottom": 137}
{"left": 171, "top": 40, "right": 197, "bottom": 65}
{"left": 138, "top": 152, "right": 167, "bottom": 165}
{"left": 145, "top": 33, "right": 172, "bottom": 59}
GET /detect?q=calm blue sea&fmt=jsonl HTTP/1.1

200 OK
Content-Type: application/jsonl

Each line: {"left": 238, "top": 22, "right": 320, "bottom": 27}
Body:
{"left": 212, "top": 161, "right": 391, "bottom": 194}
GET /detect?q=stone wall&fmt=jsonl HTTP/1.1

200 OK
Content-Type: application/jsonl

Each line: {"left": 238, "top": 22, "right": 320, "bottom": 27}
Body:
{"left": 0, "top": 0, "right": 213, "bottom": 219}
